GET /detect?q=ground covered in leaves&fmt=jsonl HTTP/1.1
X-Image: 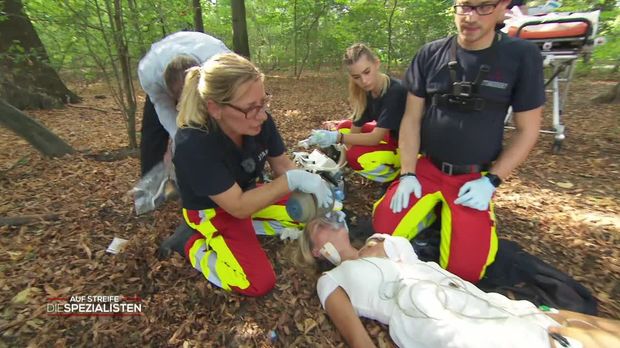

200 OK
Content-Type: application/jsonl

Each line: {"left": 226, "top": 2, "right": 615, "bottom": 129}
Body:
{"left": 0, "top": 72, "right": 618, "bottom": 347}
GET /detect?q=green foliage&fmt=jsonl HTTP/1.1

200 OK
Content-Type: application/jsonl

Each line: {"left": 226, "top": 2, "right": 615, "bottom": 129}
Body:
{"left": 21, "top": 0, "right": 620, "bottom": 79}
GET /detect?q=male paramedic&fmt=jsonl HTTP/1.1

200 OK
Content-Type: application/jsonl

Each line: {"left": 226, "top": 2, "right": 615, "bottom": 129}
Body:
{"left": 138, "top": 31, "right": 230, "bottom": 176}
{"left": 372, "top": 0, "right": 545, "bottom": 283}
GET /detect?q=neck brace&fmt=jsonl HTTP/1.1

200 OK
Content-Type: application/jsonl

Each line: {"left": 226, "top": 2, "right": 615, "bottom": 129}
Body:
{"left": 319, "top": 242, "right": 342, "bottom": 265}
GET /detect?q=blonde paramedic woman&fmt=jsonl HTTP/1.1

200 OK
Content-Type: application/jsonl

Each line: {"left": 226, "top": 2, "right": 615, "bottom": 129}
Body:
{"left": 160, "top": 53, "right": 333, "bottom": 297}
{"left": 304, "top": 43, "right": 407, "bottom": 184}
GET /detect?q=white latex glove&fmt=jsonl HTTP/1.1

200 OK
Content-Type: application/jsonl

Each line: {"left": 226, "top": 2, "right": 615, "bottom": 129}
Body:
{"left": 306, "top": 130, "right": 339, "bottom": 148}
{"left": 454, "top": 176, "right": 496, "bottom": 211}
{"left": 326, "top": 210, "right": 346, "bottom": 223}
{"left": 390, "top": 175, "right": 422, "bottom": 214}
{"left": 280, "top": 227, "right": 303, "bottom": 241}
{"left": 285, "top": 169, "right": 334, "bottom": 208}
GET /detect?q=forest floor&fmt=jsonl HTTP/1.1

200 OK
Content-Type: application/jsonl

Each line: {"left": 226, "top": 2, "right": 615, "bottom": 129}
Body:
{"left": 0, "top": 72, "right": 618, "bottom": 347}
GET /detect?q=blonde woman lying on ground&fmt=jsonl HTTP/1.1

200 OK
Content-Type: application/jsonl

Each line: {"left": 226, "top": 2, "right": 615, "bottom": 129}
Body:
{"left": 298, "top": 217, "right": 620, "bottom": 348}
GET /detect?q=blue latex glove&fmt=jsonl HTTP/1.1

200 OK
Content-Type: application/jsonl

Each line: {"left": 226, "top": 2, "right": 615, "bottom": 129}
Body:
{"left": 285, "top": 169, "right": 334, "bottom": 208}
{"left": 390, "top": 175, "right": 422, "bottom": 213}
{"left": 454, "top": 176, "right": 496, "bottom": 211}
{"left": 306, "top": 130, "right": 339, "bottom": 148}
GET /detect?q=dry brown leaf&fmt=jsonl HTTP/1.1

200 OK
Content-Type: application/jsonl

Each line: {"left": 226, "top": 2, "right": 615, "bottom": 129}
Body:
{"left": 556, "top": 182, "right": 575, "bottom": 189}
{"left": 303, "top": 318, "right": 317, "bottom": 334}
{"left": 0, "top": 74, "right": 618, "bottom": 347}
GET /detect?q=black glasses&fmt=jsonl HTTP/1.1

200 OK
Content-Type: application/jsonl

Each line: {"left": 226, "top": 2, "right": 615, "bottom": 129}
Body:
{"left": 223, "top": 94, "right": 272, "bottom": 119}
{"left": 453, "top": 2, "right": 501, "bottom": 16}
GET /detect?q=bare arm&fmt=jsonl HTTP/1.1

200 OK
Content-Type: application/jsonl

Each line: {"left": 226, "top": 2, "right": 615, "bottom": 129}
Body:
{"left": 150, "top": 92, "right": 179, "bottom": 141}
{"left": 349, "top": 125, "right": 362, "bottom": 134}
{"left": 341, "top": 127, "right": 389, "bottom": 147}
{"left": 267, "top": 153, "right": 297, "bottom": 178}
{"left": 325, "top": 287, "right": 376, "bottom": 348}
{"left": 209, "top": 175, "right": 291, "bottom": 219}
{"left": 398, "top": 93, "right": 425, "bottom": 174}
{"left": 490, "top": 107, "right": 542, "bottom": 179}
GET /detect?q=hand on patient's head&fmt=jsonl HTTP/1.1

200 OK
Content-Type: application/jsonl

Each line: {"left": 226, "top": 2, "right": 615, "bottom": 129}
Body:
{"left": 326, "top": 210, "right": 347, "bottom": 225}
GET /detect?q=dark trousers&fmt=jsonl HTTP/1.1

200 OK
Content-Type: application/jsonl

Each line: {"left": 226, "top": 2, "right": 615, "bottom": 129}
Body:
{"left": 140, "top": 96, "right": 169, "bottom": 177}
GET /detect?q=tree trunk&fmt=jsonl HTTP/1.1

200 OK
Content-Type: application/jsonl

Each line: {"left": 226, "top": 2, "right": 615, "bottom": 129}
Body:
{"left": 296, "top": 3, "right": 326, "bottom": 79}
{"left": 0, "top": 99, "right": 74, "bottom": 157}
{"left": 111, "top": 0, "right": 137, "bottom": 148}
{"left": 592, "top": 81, "right": 620, "bottom": 104}
{"left": 293, "top": 0, "right": 298, "bottom": 77}
{"left": 0, "top": 0, "right": 80, "bottom": 110}
{"left": 193, "top": 0, "right": 205, "bottom": 33}
{"left": 231, "top": 0, "right": 250, "bottom": 58}
{"left": 387, "top": 0, "right": 398, "bottom": 72}
{"left": 127, "top": 0, "right": 147, "bottom": 58}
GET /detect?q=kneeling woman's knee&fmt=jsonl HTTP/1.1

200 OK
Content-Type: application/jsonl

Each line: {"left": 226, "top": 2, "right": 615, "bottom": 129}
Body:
{"left": 235, "top": 268, "right": 276, "bottom": 297}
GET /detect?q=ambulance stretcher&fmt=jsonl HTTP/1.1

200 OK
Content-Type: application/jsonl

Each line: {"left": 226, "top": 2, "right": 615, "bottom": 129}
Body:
{"left": 503, "top": 10, "right": 603, "bottom": 152}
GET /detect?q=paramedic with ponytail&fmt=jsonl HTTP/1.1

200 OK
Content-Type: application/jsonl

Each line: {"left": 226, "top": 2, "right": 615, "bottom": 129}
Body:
{"left": 165, "top": 53, "right": 333, "bottom": 297}
{"left": 373, "top": 0, "right": 545, "bottom": 283}
{"left": 304, "top": 43, "right": 407, "bottom": 183}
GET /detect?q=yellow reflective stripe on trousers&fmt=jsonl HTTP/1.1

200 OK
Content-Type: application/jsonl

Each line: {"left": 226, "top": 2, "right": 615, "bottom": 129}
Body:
{"left": 252, "top": 204, "right": 302, "bottom": 236}
{"left": 356, "top": 150, "right": 400, "bottom": 183}
{"left": 478, "top": 201, "right": 498, "bottom": 279}
{"left": 439, "top": 198, "right": 454, "bottom": 270}
{"left": 183, "top": 209, "right": 218, "bottom": 238}
{"left": 188, "top": 238, "right": 224, "bottom": 289}
{"left": 209, "top": 235, "right": 250, "bottom": 291}
{"left": 392, "top": 192, "right": 443, "bottom": 240}
{"left": 182, "top": 208, "right": 250, "bottom": 291}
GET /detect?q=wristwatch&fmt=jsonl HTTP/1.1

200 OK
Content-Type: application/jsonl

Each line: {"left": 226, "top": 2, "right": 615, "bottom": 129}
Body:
{"left": 485, "top": 173, "right": 502, "bottom": 188}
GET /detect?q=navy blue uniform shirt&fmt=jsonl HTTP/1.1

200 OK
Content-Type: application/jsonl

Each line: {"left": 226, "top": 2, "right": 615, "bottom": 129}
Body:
{"left": 404, "top": 33, "right": 545, "bottom": 165}
{"left": 174, "top": 114, "right": 286, "bottom": 210}
{"left": 353, "top": 77, "right": 407, "bottom": 140}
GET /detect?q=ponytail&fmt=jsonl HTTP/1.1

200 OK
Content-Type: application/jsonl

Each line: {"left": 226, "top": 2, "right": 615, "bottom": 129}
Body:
{"left": 176, "top": 53, "right": 264, "bottom": 131}
{"left": 177, "top": 67, "right": 212, "bottom": 130}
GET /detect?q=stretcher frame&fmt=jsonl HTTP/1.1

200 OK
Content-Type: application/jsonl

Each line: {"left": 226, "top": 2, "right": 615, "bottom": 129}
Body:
{"left": 504, "top": 13, "right": 600, "bottom": 153}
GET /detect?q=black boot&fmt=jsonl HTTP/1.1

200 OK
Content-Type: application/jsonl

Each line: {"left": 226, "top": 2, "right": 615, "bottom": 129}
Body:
{"left": 156, "top": 222, "right": 196, "bottom": 260}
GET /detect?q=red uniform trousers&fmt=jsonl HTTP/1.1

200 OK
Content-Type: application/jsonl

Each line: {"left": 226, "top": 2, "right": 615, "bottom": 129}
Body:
{"left": 337, "top": 120, "right": 400, "bottom": 183}
{"left": 372, "top": 157, "right": 498, "bottom": 282}
{"left": 182, "top": 196, "right": 300, "bottom": 297}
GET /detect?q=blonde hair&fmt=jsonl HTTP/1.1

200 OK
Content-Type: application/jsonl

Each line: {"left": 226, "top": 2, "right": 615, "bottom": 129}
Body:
{"left": 164, "top": 55, "right": 200, "bottom": 96}
{"left": 343, "top": 43, "right": 390, "bottom": 121}
{"left": 176, "top": 53, "right": 265, "bottom": 130}
{"left": 296, "top": 217, "right": 343, "bottom": 268}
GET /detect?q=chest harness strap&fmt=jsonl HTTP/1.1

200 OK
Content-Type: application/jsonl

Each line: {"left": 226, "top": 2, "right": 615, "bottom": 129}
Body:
{"left": 432, "top": 33, "right": 507, "bottom": 112}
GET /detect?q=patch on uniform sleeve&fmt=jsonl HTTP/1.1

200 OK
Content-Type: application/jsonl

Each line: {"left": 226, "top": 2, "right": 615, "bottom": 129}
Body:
{"left": 482, "top": 80, "right": 508, "bottom": 90}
